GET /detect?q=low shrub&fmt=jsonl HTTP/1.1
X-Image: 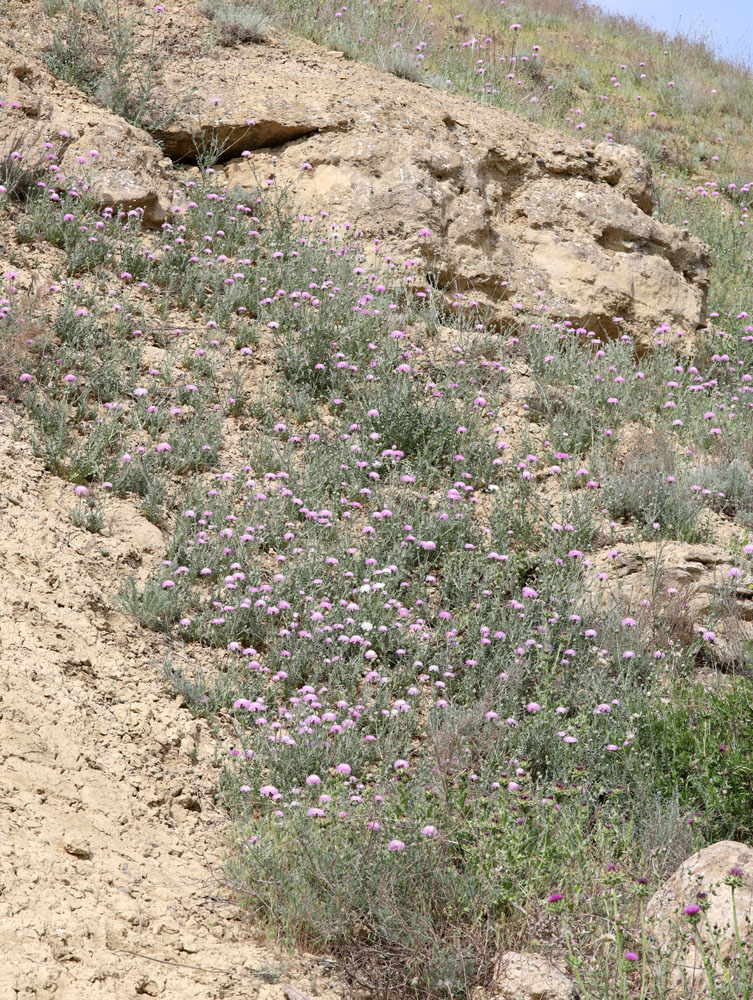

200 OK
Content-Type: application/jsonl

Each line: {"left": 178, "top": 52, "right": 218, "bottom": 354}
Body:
{"left": 201, "top": 0, "right": 269, "bottom": 46}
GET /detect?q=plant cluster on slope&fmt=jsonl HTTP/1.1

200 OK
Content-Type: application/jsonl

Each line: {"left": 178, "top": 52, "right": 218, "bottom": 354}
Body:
{"left": 2, "top": 2, "right": 753, "bottom": 998}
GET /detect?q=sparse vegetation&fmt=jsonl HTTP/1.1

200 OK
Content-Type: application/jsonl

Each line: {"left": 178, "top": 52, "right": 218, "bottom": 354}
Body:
{"left": 40, "top": 0, "right": 189, "bottom": 129}
{"left": 200, "top": 0, "right": 269, "bottom": 46}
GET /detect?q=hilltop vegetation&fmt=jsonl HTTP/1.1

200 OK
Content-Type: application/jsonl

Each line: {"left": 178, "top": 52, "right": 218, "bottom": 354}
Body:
{"left": 1, "top": 2, "right": 752, "bottom": 998}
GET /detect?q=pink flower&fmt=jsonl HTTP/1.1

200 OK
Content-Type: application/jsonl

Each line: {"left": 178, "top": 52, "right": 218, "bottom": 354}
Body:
{"left": 388, "top": 839, "right": 405, "bottom": 852}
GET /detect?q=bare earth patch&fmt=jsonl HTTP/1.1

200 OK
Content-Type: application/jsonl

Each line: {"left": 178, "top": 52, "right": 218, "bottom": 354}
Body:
{"left": 0, "top": 417, "right": 339, "bottom": 1000}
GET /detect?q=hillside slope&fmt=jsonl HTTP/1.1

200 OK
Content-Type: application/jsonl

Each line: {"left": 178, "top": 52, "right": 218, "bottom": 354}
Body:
{"left": 0, "top": 418, "right": 339, "bottom": 998}
{"left": 1, "top": 2, "right": 752, "bottom": 999}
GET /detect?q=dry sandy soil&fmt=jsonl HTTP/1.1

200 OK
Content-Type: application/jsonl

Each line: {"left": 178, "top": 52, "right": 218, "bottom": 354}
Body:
{"left": 0, "top": 409, "right": 341, "bottom": 1000}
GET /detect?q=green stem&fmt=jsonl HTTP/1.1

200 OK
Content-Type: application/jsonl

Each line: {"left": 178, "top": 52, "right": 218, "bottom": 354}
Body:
{"left": 703, "top": 908, "right": 724, "bottom": 968}
{"left": 639, "top": 902, "right": 649, "bottom": 1000}
{"left": 563, "top": 924, "right": 594, "bottom": 1000}
{"left": 731, "top": 888, "right": 750, "bottom": 1000}
{"left": 612, "top": 889, "right": 628, "bottom": 999}
{"left": 695, "top": 925, "right": 721, "bottom": 1000}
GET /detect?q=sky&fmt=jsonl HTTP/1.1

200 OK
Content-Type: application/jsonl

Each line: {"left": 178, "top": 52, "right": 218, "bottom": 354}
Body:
{"left": 594, "top": 0, "right": 753, "bottom": 66}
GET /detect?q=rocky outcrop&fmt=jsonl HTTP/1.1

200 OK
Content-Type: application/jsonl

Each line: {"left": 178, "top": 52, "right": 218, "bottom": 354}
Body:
{"left": 587, "top": 542, "right": 753, "bottom": 667}
{"left": 147, "top": 39, "right": 709, "bottom": 334}
{"left": 646, "top": 841, "right": 753, "bottom": 996}
{"left": 0, "top": 39, "right": 172, "bottom": 225}
{"left": 1, "top": 29, "right": 710, "bottom": 333}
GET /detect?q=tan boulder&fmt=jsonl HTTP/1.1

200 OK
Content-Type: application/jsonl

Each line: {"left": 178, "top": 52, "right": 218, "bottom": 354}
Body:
{"left": 646, "top": 841, "right": 753, "bottom": 996}
{"left": 490, "top": 951, "right": 579, "bottom": 1000}
{"left": 0, "top": 38, "right": 172, "bottom": 226}
{"left": 145, "top": 38, "right": 708, "bottom": 334}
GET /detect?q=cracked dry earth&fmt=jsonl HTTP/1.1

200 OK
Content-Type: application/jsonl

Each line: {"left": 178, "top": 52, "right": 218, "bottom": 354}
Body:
{"left": 0, "top": 414, "right": 340, "bottom": 1000}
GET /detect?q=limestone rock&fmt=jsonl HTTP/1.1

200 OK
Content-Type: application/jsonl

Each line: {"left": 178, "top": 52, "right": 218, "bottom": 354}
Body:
{"left": 587, "top": 542, "right": 753, "bottom": 667}
{"left": 491, "top": 951, "right": 579, "bottom": 1000}
{"left": 646, "top": 841, "right": 753, "bottom": 996}
{"left": 147, "top": 39, "right": 708, "bottom": 333}
{"left": 0, "top": 37, "right": 172, "bottom": 226}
